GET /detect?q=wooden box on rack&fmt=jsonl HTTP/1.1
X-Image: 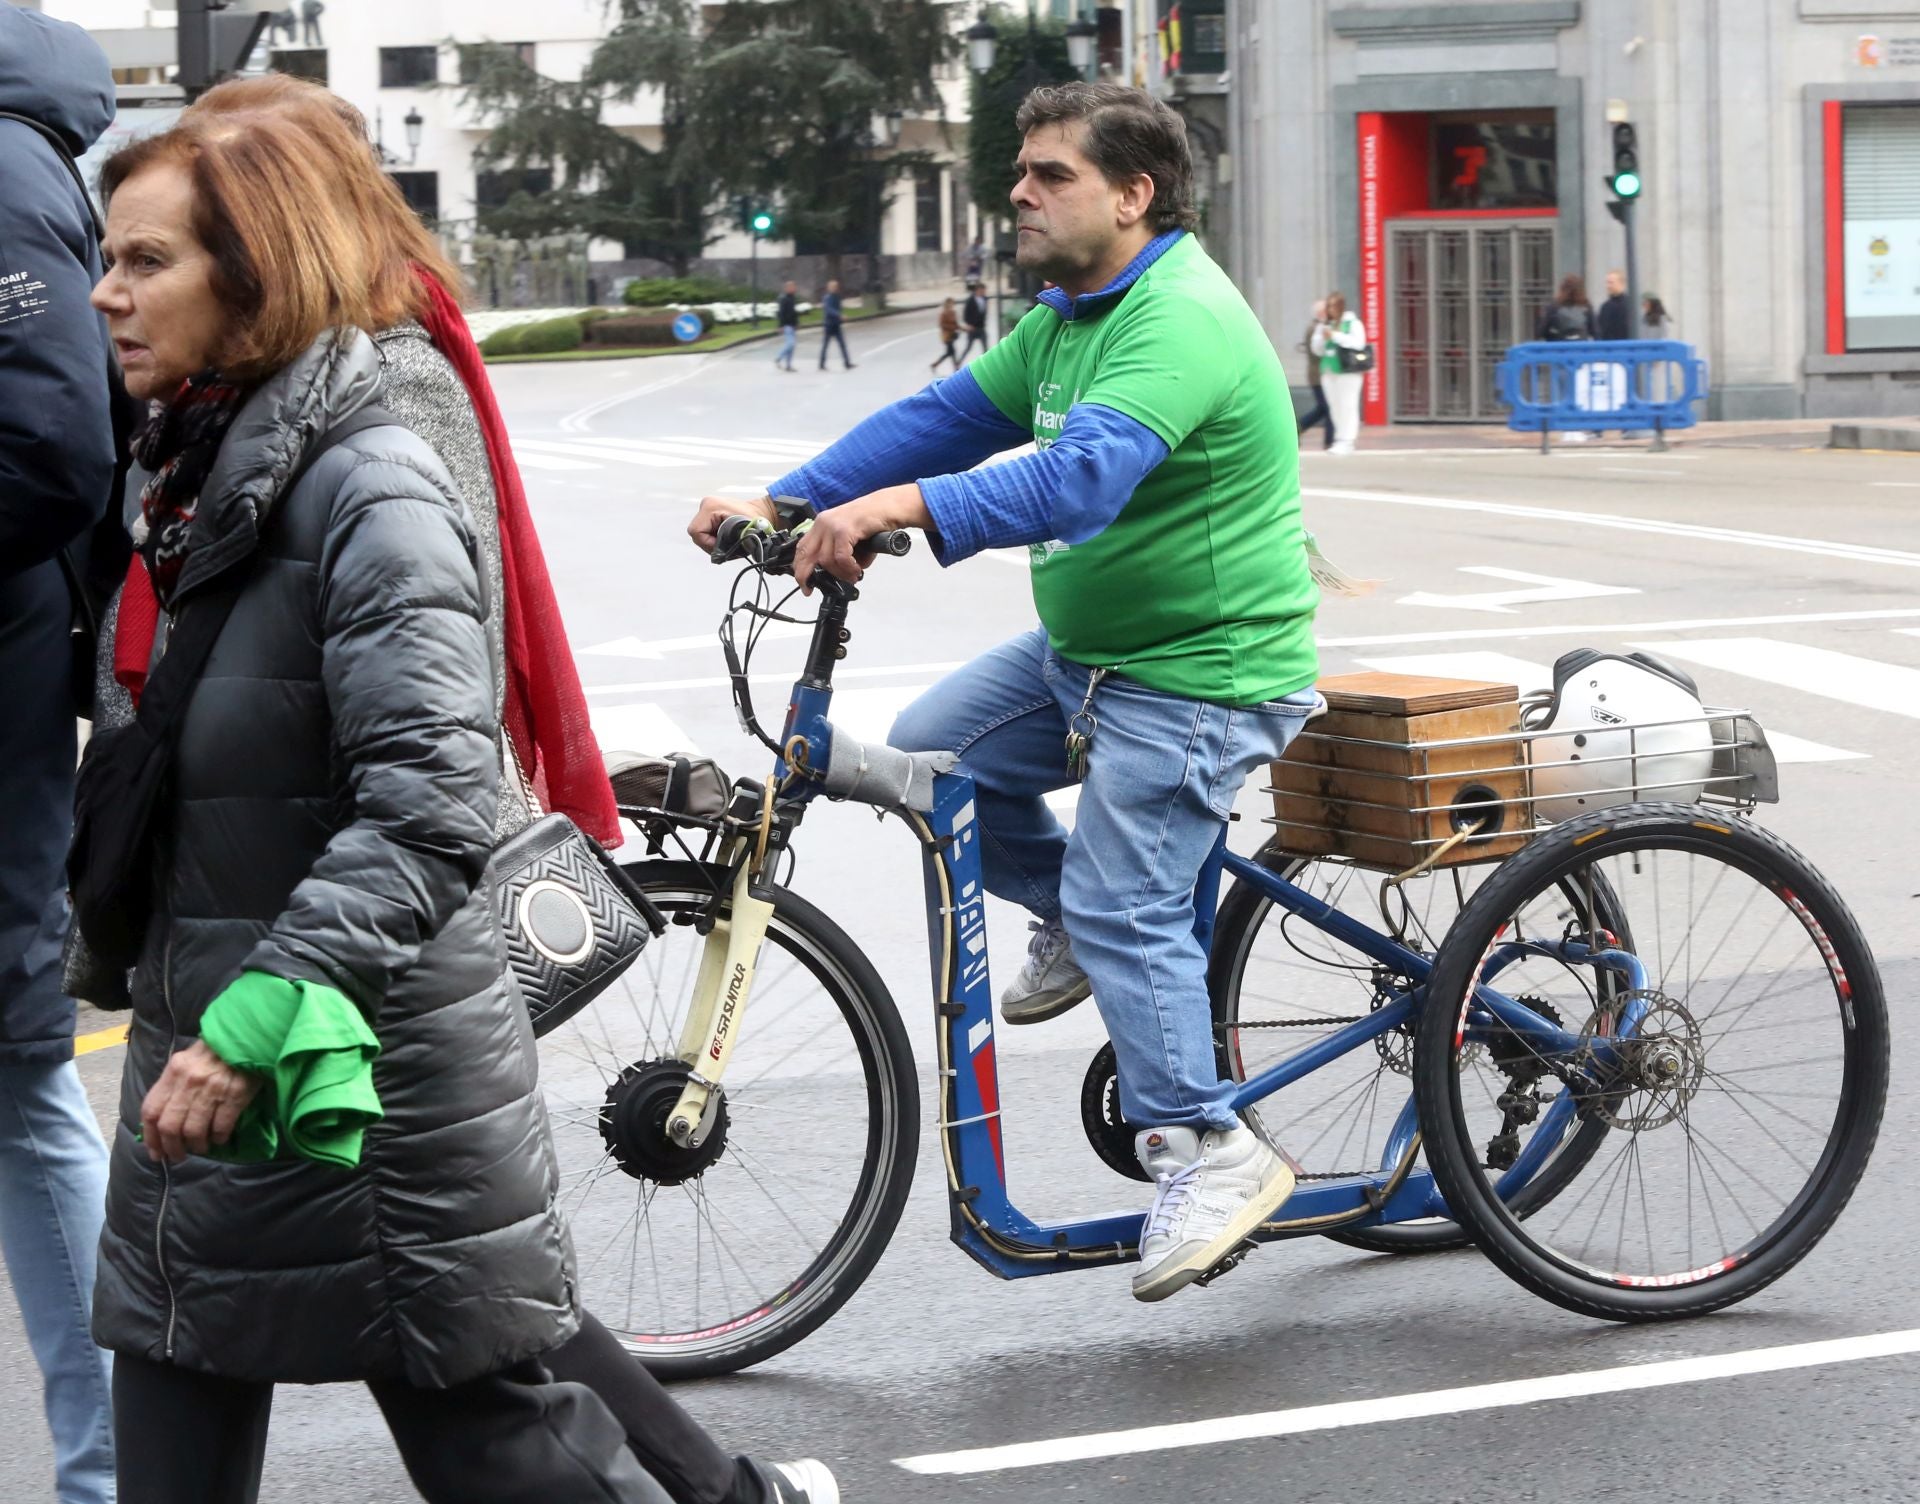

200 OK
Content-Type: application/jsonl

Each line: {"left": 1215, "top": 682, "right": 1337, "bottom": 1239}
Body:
{"left": 1267, "top": 672, "right": 1534, "bottom": 872}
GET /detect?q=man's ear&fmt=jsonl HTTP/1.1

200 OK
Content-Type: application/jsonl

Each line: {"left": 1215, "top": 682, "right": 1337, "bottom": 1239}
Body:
{"left": 1115, "top": 172, "right": 1158, "bottom": 230}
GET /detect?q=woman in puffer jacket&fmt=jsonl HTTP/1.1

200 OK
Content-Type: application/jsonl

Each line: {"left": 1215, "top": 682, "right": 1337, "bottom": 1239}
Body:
{"left": 80, "top": 96, "right": 671, "bottom": 1504}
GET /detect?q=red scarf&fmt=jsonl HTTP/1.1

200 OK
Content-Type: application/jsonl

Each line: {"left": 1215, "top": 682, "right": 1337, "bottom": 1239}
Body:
{"left": 114, "top": 277, "right": 622, "bottom": 846}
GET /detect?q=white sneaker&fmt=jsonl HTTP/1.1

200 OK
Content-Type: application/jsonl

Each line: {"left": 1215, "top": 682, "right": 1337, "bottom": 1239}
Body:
{"left": 1131, "top": 1122, "right": 1297, "bottom": 1303}
{"left": 767, "top": 1458, "right": 840, "bottom": 1504}
{"left": 1000, "top": 918, "right": 1092, "bottom": 1025}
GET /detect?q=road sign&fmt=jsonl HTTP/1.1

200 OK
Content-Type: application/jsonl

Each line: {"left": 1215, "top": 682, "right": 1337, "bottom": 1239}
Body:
{"left": 671, "top": 312, "right": 704, "bottom": 344}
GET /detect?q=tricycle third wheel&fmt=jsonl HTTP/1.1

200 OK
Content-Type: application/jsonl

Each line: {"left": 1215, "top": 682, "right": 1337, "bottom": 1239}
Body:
{"left": 533, "top": 861, "right": 919, "bottom": 1378}
{"left": 1209, "top": 842, "right": 1627, "bottom": 1254}
{"left": 1413, "top": 803, "right": 1888, "bottom": 1321}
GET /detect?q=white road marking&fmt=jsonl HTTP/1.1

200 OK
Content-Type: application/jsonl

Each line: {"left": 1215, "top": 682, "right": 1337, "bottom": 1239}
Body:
{"left": 558, "top": 345, "right": 750, "bottom": 432}
{"left": 584, "top": 661, "right": 967, "bottom": 696}
{"left": 1630, "top": 638, "right": 1920, "bottom": 719}
{"left": 1896, "top": 628, "right": 1920, "bottom": 637}
{"left": 512, "top": 452, "right": 602, "bottom": 472}
{"left": 826, "top": 685, "right": 925, "bottom": 743}
{"left": 1396, "top": 566, "right": 1639, "bottom": 614}
{"left": 1319, "top": 606, "right": 1920, "bottom": 649}
{"left": 589, "top": 703, "right": 699, "bottom": 756}
{"left": 579, "top": 624, "right": 811, "bottom": 660}
{"left": 1354, "top": 649, "right": 1867, "bottom": 763}
{"left": 1306, "top": 486, "right": 1920, "bottom": 570}
{"left": 1357, "top": 651, "right": 1551, "bottom": 692}
{"left": 1599, "top": 466, "right": 1686, "bottom": 476}
{"left": 515, "top": 439, "right": 703, "bottom": 468}
{"left": 1870, "top": 481, "right": 1920, "bottom": 488}
{"left": 894, "top": 1328, "right": 1920, "bottom": 1476}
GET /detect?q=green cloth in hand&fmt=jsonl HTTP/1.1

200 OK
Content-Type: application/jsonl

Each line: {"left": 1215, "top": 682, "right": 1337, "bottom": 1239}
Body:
{"left": 197, "top": 971, "right": 383, "bottom": 1169}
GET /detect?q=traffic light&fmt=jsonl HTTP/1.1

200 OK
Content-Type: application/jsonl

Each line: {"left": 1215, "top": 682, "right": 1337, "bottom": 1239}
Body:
{"left": 751, "top": 209, "right": 774, "bottom": 236}
{"left": 1609, "top": 122, "right": 1642, "bottom": 199}
{"left": 177, "top": 0, "right": 270, "bottom": 97}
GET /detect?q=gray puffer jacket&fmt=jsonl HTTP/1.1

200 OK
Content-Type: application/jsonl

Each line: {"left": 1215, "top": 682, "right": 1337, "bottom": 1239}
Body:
{"left": 92, "top": 328, "right": 578, "bottom": 1388}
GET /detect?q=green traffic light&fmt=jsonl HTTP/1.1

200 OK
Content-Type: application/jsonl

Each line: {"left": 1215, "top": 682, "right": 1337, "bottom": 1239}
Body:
{"left": 752, "top": 212, "right": 774, "bottom": 233}
{"left": 1613, "top": 170, "right": 1642, "bottom": 199}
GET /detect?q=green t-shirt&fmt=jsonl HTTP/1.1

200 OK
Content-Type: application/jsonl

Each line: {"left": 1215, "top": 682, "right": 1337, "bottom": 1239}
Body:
{"left": 967, "top": 235, "right": 1318, "bottom": 706}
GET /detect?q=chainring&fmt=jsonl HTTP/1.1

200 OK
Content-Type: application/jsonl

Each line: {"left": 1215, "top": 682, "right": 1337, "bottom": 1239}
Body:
{"left": 1080, "top": 1042, "right": 1152, "bottom": 1183}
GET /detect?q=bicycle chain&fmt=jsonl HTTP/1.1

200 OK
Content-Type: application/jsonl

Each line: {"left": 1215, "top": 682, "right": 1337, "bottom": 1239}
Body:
{"left": 1225, "top": 1014, "right": 1370, "bottom": 1030}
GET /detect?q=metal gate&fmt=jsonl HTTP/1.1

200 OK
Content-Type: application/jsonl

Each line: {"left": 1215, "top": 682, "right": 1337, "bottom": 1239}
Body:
{"left": 1387, "top": 219, "right": 1557, "bottom": 422}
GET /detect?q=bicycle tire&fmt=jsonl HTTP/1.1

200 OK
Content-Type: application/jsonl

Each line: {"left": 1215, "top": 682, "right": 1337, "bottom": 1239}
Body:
{"left": 1210, "top": 843, "right": 1623, "bottom": 1255}
{"left": 1412, "top": 805, "right": 1888, "bottom": 1321}
{"left": 534, "top": 860, "right": 919, "bottom": 1378}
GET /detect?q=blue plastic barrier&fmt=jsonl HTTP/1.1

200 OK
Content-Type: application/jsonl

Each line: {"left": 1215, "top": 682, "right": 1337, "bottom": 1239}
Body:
{"left": 1496, "top": 340, "right": 1708, "bottom": 448}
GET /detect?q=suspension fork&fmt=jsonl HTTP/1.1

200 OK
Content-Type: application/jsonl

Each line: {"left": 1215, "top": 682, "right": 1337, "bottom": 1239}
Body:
{"left": 663, "top": 836, "right": 780, "bottom": 1147}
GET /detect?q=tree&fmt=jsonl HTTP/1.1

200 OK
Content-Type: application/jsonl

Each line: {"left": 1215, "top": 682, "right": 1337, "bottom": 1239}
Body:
{"left": 458, "top": 0, "right": 953, "bottom": 282}
{"left": 458, "top": 1, "right": 716, "bottom": 272}
{"left": 965, "top": 9, "right": 1079, "bottom": 228}
{"left": 695, "top": 0, "right": 952, "bottom": 274}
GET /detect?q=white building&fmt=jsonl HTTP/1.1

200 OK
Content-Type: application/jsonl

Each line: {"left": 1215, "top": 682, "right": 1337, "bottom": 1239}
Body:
{"left": 53, "top": 0, "right": 982, "bottom": 288}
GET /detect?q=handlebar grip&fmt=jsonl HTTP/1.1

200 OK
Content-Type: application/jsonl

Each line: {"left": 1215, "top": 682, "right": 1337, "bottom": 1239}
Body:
{"left": 712, "top": 512, "right": 768, "bottom": 562}
{"left": 868, "top": 530, "right": 913, "bottom": 558}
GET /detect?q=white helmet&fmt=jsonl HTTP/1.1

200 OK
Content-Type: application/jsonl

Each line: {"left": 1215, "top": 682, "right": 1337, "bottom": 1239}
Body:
{"left": 1523, "top": 650, "right": 1716, "bottom": 822}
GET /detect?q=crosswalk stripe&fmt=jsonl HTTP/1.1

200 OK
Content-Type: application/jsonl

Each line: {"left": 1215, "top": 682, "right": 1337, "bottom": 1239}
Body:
{"left": 514, "top": 440, "right": 702, "bottom": 468}
{"left": 628, "top": 437, "right": 824, "bottom": 461}
{"left": 1631, "top": 638, "right": 1920, "bottom": 720}
{"left": 589, "top": 703, "right": 700, "bottom": 757}
{"left": 1356, "top": 648, "right": 1867, "bottom": 764}
{"left": 513, "top": 452, "right": 603, "bottom": 472}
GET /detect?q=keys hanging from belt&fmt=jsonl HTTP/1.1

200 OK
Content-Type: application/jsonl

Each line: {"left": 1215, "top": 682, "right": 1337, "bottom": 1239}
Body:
{"left": 1065, "top": 668, "right": 1109, "bottom": 783}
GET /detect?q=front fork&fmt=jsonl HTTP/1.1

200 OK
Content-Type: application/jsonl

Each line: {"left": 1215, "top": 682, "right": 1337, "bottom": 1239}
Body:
{"left": 663, "top": 844, "right": 779, "bottom": 1146}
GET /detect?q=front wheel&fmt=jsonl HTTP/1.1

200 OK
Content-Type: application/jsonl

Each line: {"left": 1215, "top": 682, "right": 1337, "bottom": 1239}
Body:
{"left": 534, "top": 861, "right": 919, "bottom": 1378}
{"left": 1414, "top": 806, "right": 1888, "bottom": 1321}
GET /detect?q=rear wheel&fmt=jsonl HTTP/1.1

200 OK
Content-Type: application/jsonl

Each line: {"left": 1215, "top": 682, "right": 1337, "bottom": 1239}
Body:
{"left": 1209, "top": 842, "right": 1624, "bottom": 1253}
{"left": 1414, "top": 806, "right": 1887, "bottom": 1319}
{"left": 534, "top": 861, "right": 919, "bottom": 1377}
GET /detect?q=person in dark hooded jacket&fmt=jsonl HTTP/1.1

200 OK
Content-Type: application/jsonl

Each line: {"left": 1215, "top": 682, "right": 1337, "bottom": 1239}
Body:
{"left": 0, "top": 9, "right": 121, "bottom": 1503}
{"left": 80, "top": 90, "right": 670, "bottom": 1504}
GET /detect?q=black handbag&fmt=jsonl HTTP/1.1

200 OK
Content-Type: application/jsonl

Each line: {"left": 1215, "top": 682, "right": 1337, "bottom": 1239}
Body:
{"left": 66, "top": 407, "right": 397, "bottom": 970}
{"left": 1335, "top": 341, "right": 1377, "bottom": 374}
{"left": 492, "top": 808, "right": 666, "bottom": 1036}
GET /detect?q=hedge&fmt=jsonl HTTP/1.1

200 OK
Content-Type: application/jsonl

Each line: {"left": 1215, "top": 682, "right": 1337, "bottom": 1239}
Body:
{"left": 622, "top": 276, "right": 754, "bottom": 307}
{"left": 585, "top": 309, "right": 716, "bottom": 347}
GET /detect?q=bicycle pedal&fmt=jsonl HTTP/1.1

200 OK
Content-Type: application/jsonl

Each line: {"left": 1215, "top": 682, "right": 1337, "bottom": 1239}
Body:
{"left": 1191, "top": 1239, "right": 1259, "bottom": 1288}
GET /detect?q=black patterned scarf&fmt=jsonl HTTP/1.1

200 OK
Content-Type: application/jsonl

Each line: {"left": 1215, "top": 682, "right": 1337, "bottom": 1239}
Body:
{"left": 130, "top": 371, "right": 248, "bottom": 606}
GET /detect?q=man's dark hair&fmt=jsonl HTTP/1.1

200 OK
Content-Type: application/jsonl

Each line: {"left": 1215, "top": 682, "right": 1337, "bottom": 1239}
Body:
{"left": 1015, "top": 82, "right": 1199, "bottom": 233}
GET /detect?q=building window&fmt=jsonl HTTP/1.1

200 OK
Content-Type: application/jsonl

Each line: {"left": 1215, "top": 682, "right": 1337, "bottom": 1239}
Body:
{"left": 458, "top": 42, "right": 536, "bottom": 84}
{"left": 1842, "top": 105, "right": 1920, "bottom": 352}
{"left": 1429, "top": 110, "right": 1557, "bottom": 211}
{"left": 388, "top": 171, "right": 440, "bottom": 223}
{"left": 379, "top": 45, "right": 439, "bottom": 89}
{"left": 915, "top": 167, "right": 942, "bottom": 253}
{"left": 475, "top": 167, "right": 554, "bottom": 210}
{"left": 270, "top": 48, "right": 327, "bottom": 84}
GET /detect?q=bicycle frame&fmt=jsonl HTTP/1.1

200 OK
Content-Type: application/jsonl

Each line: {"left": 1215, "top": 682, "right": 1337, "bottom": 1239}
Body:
{"left": 758, "top": 607, "right": 1629, "bottom": 1282}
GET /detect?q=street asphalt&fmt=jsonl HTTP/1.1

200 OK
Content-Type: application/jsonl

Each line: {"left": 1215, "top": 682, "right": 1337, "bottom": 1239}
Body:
{"left": 10, "top": 308, "right": 1920, "bottom": 1502}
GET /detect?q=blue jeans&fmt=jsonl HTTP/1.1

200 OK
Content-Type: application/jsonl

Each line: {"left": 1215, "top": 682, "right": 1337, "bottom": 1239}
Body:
{"left": 0, "top": 1060, "right": 114, "bottom": 1503}
{"left": 775, "top": 325, "right": 797, "bottom": 368}
{"left": 890, "top": 627, "right": 1317, "bottom": 1131}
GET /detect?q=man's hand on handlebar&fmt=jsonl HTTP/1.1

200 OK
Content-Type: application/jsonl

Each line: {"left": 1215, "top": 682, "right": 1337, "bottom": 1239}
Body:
{"left": 790, "top": 485, "right": 932, "bottom": 593}
{"left": 688, "top": 493, "right": 779, "bottom": 553}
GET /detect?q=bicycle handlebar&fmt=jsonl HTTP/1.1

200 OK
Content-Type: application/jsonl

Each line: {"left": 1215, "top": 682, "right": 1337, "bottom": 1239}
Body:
{"left": 711, "top": 513, "right": 914, "bottom": 572}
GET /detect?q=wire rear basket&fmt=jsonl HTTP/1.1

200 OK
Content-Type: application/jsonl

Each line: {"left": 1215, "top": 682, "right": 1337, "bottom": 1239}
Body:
{"left": 1266, "top": 703, "right": 1780, "bottom": 874}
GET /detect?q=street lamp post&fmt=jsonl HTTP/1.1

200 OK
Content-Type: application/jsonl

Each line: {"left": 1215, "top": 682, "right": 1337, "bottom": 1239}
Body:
{"left": 403, "top": 107, "right": 424, "bottom": 166}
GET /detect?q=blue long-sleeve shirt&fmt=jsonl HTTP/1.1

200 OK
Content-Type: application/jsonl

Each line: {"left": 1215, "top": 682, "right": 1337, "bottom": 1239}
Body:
{"left": 767, "top": 368, "right": 1169, "bottom": 566}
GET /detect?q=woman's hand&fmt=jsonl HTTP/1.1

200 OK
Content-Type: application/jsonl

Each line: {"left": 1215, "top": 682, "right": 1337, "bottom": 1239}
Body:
{"left": 141, "top": 1039, "right": 263, "bottom": 1164}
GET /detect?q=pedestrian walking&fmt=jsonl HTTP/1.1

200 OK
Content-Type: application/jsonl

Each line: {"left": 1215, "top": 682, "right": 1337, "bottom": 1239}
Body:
{"left": 1642, "top": 292, "right": 1674, "bottom": 340}
{"left": 774, "top": 279, "right": 799, "bottom": 371}
{"left": 959, "top": 281, "right": 990, "bottom": 361}
{"left": 964, "top": 235, "right": 985, "bottom": 283}
{"left": 1537, "top": 272, "right": 1596, "bottom": 341}
{"left": 818, "top": 278, "right": 854, "bottom": 370}
{"left": 1310, "top": 290, "right": 1368, "bottom": 455}
{"left": 1596, "top": 268, "right": 1630, "bottom": 341}
{"left": 1293, "top": 297, "right": 1334, "bottom": 451}
{"left": 80, "top": 75, "right": 843, "bottom": 1504}
{"left": 931, "top": 297, "right": 961, "bottom": 372}
{"left": 0, "top": 12, "right": 123, "bottom": 1503}
{"left": 76, "top": 99, "right": 674, "bottom": 1504}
